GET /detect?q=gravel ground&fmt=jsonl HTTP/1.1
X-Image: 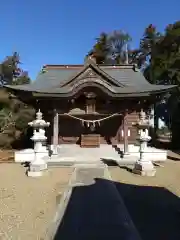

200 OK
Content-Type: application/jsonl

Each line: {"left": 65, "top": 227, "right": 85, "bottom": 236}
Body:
{"left": 1, "top": 151, "right": 180, "bottom": 239}
{"left": 109, "top": 158, "right": 180, "bottom": 195}
{"left": 0, "top": 164, "right": 73, "bottom": 240}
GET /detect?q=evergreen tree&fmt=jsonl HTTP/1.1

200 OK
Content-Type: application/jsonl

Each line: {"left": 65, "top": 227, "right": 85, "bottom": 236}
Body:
{"left": 0, "top": 53, "right": 34, "bottom": 149}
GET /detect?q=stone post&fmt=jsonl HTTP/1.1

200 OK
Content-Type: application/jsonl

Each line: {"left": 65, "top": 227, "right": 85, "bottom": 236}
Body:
{"left": 123, "top": 110, "right": 129, "bottom": 155}
{"left": 52, "top": 109, "right": 59, "bottom": 155}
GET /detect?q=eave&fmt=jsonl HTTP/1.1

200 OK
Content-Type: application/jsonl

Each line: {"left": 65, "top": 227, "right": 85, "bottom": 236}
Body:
{"left": 4, "top": 81, "right": 177, "bottom": 99}
{"left": 31, "top": 85, "right": 177, "bottom": 98}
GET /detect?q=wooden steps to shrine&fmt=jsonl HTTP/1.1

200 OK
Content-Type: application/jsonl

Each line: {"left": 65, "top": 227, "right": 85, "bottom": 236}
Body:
{"left": 80, "top": 134, "right": 100, "bottom": 148}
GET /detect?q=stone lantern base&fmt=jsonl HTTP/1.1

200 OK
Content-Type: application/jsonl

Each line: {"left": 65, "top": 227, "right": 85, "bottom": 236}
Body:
{"left": 27, "top": 163, "right": 47, "bottom": 177}
{"left": 132, "top": 160, "right": 156, "bottom": 177}
{"left": 28, "top": 170, "right": 44, "bottom": 177}
{"left": 27, "top": 153, "right": 47, "bottom": 177}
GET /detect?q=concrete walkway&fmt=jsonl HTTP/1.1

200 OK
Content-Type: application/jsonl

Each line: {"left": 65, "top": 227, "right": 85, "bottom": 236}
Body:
{"left": 53, "top": 165, "right": 141, "bottom": 240}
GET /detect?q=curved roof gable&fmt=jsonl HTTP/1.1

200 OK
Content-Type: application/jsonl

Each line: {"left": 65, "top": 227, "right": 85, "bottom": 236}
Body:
{"left": 59, "top": 60, "right": 125, "bottom": 88}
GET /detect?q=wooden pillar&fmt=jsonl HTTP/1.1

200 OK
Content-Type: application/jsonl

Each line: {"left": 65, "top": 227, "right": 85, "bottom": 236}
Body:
{"left": 53, "top": 109, "right": 59, "bottom": 155}
{"left": 123, "top": 110, "right": 129, "bottom": 154}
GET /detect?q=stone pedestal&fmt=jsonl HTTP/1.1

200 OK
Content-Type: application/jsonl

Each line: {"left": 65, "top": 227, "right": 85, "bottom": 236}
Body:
{"left": 52, "top": 145, "right": 58, "bottom": 155}
{"left": 28, "top": 153, "right": 47, "bottom": 177}
{"left": 15, "top": 149, "right": 35, "bottom": 163}
{"left": 123, "top": 151, "right": 130, "bottom": 156}
{"left": 28, "top": 171, "right": 43, "bottom": 177}
{"left": 133, "top": 160, "right": 156, "bottom": 176}
{"left": 133, "top": 137, "right": 156, "bottom": 177}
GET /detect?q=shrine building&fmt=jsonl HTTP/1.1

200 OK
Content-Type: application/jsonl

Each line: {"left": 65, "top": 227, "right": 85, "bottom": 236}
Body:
{"left": 5, "top": 59, "right": 176, "bottom": 154}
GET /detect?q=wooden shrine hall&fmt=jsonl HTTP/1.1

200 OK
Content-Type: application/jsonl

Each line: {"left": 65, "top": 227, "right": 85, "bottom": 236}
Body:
{"left": 5, "top": 59, "right": 176, "bottom": 153}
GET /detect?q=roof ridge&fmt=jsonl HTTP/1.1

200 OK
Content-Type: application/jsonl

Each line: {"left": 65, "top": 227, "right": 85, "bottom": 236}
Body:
{"left": 43, "top": 64, "right": 137, "bottom": 70}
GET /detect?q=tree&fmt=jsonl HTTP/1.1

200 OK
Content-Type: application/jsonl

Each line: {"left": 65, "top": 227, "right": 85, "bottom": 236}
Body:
{"left": 12, "top": 71, "right": 31, "bottom": 85}
{"left": 152, "top": 21, "right": 180, "bottom": 148}
{"left": 86, "top": 32, "right": 109, "bottom": 64}
{"left": 0, "top": 53, "right": 34, "bottom": 149}
{"left": 134, "top": 22, "right": 180, "bottom": 146}
{"left": 87, "top": 30, "right": 132, "bottom": 64}
{"left": 0, "top": 52, "right": 30, "bottom": 86}
{"left": 106, "top": 30, "right": 132, "bottom": 64}
{"left": 152, "top": 21, "right": 180, "bottom": 85}
{"left": 0, "top": 89, "right": 34, "bottom": 149}
{"left": 0, "top": 52, "right": 20, "bottom": 85}
{"left": 131, "top": 24, "right": 162, "bottom": 83}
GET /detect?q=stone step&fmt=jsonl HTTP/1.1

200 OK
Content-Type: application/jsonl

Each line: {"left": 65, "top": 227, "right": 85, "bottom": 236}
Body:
{"left": 48, "top": 160, "right": 102, "bottom": 167}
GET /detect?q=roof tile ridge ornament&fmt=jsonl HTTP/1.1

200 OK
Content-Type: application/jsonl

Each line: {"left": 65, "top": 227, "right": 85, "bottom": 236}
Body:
{"left": 84, "top": 55, "right": 97, "bottom": 66}
{"left": 84, "top": 58, "right": 127, "bottom": 88}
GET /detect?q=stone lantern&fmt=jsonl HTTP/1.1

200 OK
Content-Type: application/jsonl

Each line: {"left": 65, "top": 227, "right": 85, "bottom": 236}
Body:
{"left": 132, "top": 109, "right": 156, "bottom": 176}
{"left": 27, "top": 109, "right": 50, "bottom": 177}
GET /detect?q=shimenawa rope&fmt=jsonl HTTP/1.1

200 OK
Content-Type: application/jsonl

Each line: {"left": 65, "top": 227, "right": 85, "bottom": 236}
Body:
{"left": 62, "top": 112, "right": 121, "bottom": 123}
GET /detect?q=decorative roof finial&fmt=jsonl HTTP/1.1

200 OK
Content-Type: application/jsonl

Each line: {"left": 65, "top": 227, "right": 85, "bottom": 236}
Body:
{"left": 40, "top": 66, "right": 47, "bottom": 74}
{"left": 36, "top": 109, "right": 43, "bottom": 120}
{"left": 139, "top": 109, "right": 146, "bottom": 122}
{"left": 85, "top": 54, "right": 97, "bottom": 65}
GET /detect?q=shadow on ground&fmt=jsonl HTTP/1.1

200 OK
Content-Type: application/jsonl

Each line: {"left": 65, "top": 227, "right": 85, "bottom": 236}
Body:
{"left": 168, "top": 151, "right": 180, "bottom": 161}
{"left": 53, "top": 178, "right": 180, "bottom": 240}
{"left": 101, "top": 158, "right": 119, "bottom": 166}
{"left": 115, "top": 182, "right": 180, "bottom": 240}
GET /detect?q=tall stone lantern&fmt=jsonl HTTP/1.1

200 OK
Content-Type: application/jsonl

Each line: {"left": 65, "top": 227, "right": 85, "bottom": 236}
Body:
{"left": 27, "top": 109, "right": 50, "bottom": 177}
{"left": 132, "top": 109, "right": 156, "bottom": 176}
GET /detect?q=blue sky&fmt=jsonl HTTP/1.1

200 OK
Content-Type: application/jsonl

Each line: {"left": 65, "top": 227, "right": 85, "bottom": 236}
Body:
{"left": 0, "top": 0, "right": 179, "bottom": 80}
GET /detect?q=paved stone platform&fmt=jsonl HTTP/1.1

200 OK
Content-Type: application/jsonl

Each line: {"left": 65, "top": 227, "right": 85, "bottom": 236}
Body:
{"left": 51, "top": 164, "right": 141, "bottom": 240}
{"left": 47, "top": 144, "right": 167, "bottom": 167}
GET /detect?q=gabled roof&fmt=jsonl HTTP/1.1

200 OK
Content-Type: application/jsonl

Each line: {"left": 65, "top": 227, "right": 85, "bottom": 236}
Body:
{"left": 59, "top": 61, "right": 125, "bottom": 88}
{"left": 4, "top": 60, "right": 177, "bottom": 98}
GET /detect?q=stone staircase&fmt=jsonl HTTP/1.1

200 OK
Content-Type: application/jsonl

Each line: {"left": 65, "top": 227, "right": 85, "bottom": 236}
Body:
{"left": 48, "top": 144, "right": 123, "bottom": 167}
{"left": 47, "top": 142, "right": 167, "bottom": 167}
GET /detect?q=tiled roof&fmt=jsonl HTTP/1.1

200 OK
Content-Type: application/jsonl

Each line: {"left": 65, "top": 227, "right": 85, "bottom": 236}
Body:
{"left": 4, "top": 63, "right": 177, "bottom": 97}
{"left": 31, "top": 64, "right": 150, "bottom": 89}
